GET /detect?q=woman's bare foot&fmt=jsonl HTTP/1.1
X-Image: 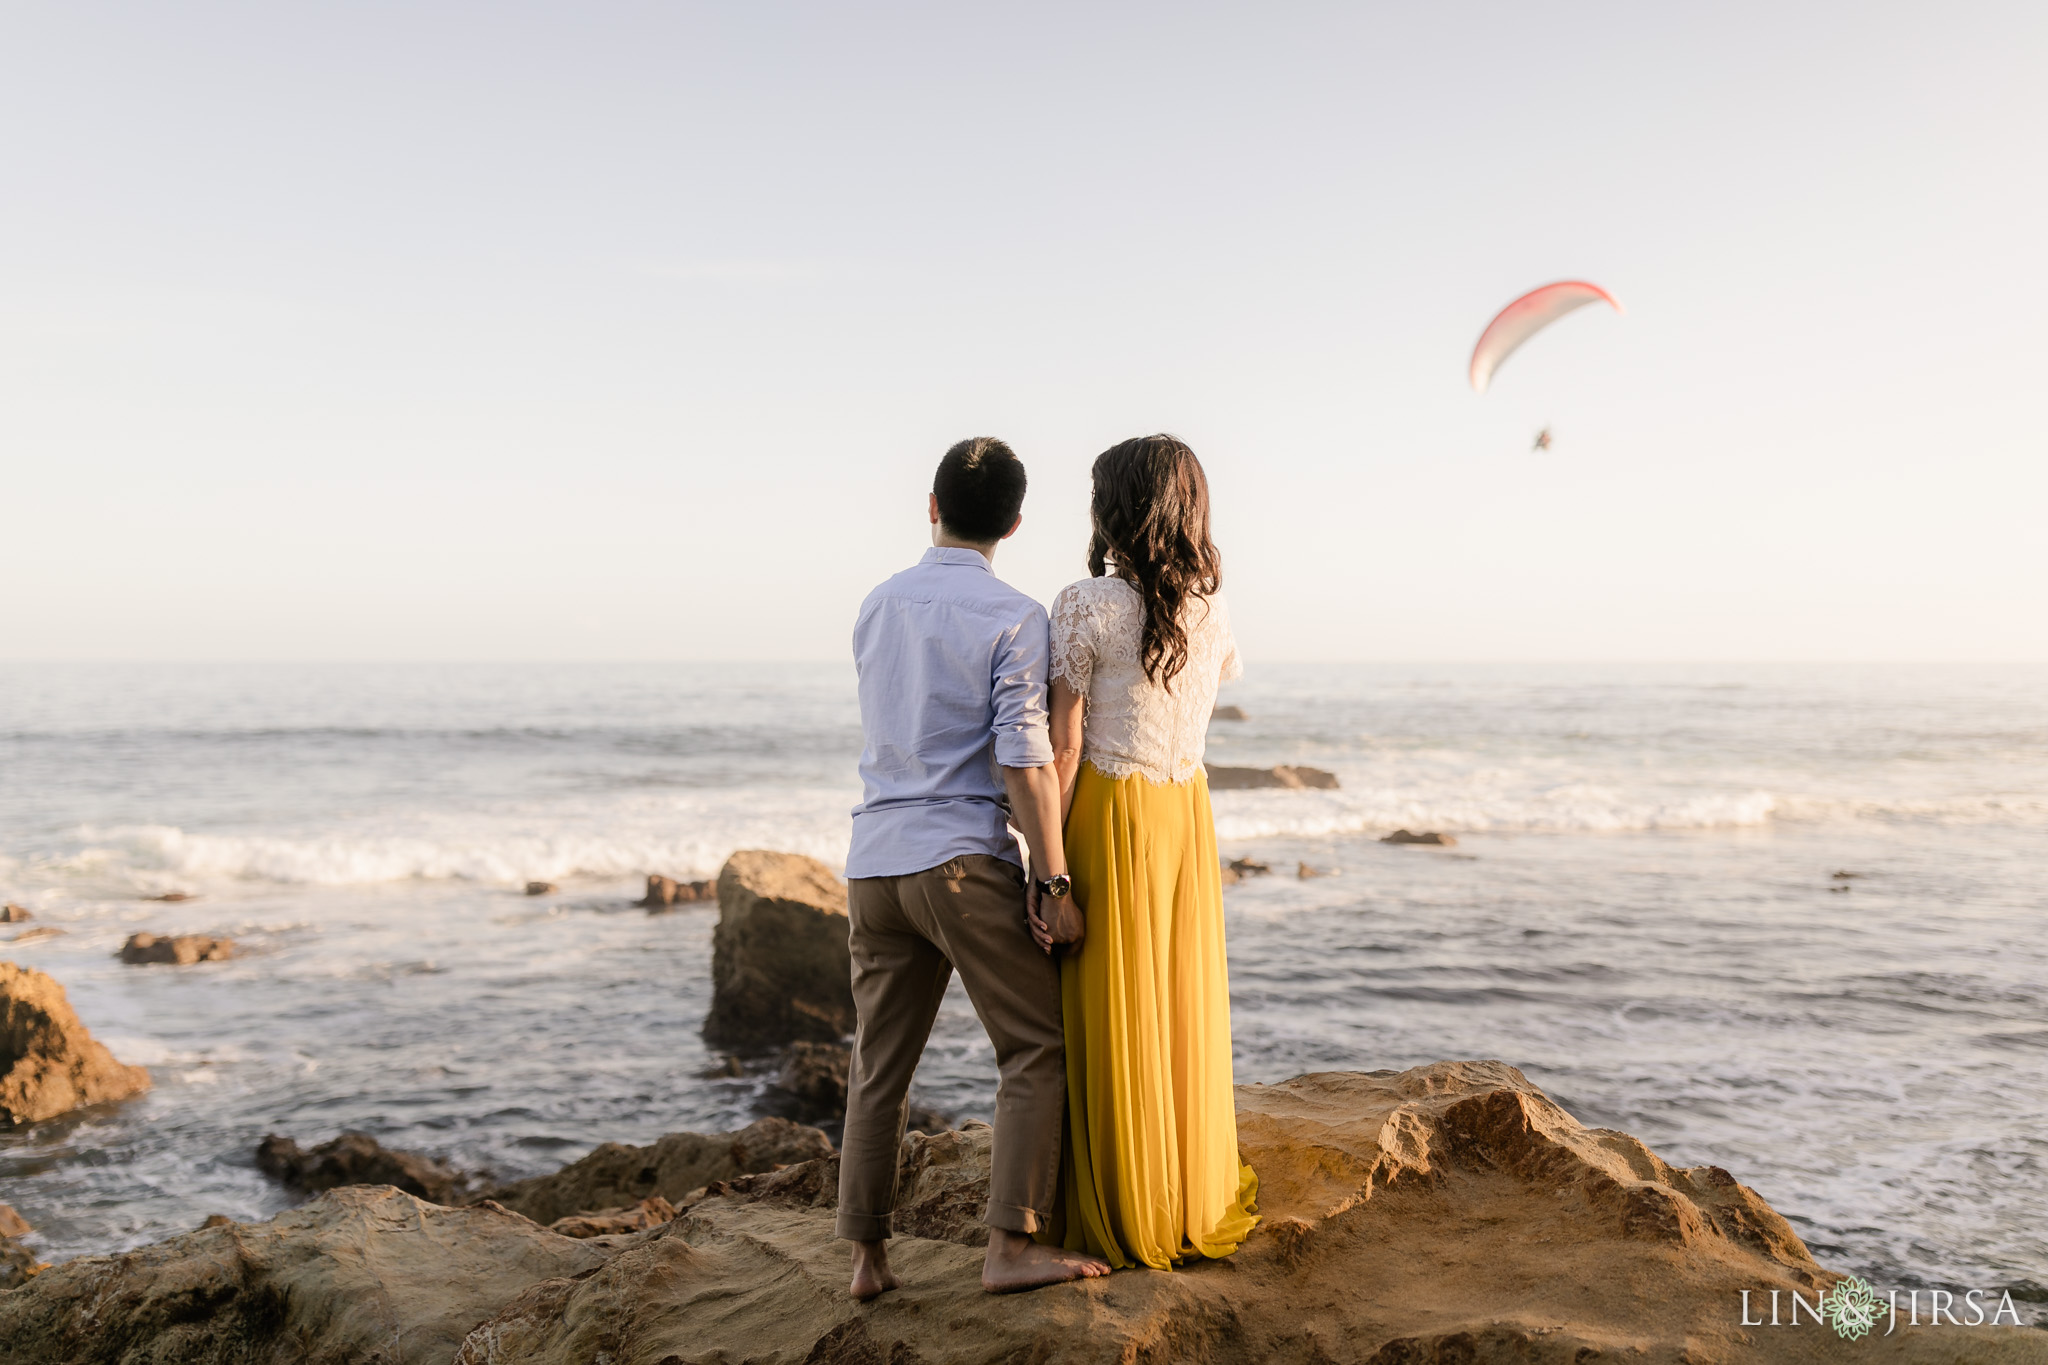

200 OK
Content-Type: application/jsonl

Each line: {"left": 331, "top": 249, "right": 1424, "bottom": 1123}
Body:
{"left": 850, "top": 1239, "right": 900, "bottom": 1300}
{"left": 980, "top": 1229, "right": 1112, "bottom": 1293}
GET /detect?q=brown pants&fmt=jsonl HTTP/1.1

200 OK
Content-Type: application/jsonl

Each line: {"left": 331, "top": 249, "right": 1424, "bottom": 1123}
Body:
{"left": 835, "top": 854, "right": 1065, "bottom": 1242}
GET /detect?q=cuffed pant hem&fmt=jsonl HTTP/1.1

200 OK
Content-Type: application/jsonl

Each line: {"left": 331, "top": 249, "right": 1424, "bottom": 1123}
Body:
{"left": 836, "top": 1211, "right": 893, "bottom": 1242}
{"left": 982, "top": 1199, "right": 1048, "bottom": 1236}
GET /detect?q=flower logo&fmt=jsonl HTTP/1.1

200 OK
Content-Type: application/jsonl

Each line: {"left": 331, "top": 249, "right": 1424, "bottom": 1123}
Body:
{"left": 1824, "top": 1276, "right": 1884, "bottom": 1340}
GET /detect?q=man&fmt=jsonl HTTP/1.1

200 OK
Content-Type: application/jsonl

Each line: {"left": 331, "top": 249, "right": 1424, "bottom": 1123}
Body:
{"left": 838, "top": 437, "right": 1104, "bottom": 1298}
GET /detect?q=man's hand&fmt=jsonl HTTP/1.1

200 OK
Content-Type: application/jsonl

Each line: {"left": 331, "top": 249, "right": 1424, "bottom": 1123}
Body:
{"left": 1026, "top": 872, "right": 1084, "bottom": 955}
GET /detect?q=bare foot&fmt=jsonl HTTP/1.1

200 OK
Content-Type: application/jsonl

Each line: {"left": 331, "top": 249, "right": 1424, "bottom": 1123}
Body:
{"left": 981, "top": 1228, "right": 1112, "bottom": 1294}
{"left": 850, "top": 1239, "right": 900, "bottom": 1300}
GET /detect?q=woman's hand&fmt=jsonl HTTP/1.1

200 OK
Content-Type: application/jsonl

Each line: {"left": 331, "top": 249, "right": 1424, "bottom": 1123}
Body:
{"left": 1027, "top": 881, "right": 1085, "bottom": 955}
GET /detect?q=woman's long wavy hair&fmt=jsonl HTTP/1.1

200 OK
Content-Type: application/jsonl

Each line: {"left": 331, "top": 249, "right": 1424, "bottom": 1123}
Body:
{"left": 1087, "top": 434, "right": 1222, "bottom": 689}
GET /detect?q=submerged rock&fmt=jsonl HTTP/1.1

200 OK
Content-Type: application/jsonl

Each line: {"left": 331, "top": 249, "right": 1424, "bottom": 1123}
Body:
{"left": 0, "top": 961, "right": 152, "bottom": 1128}
{"left": 0, "top": 904, "right": 31, "bottom": 923}
{"left": 256, "top": 1130, "right": 473, "bottom": 1204}
{"left": 637, "top": 874, "right": 714, "bottom": 911}
{"left": 117, "top": 932, "right": 235, "bottom": 965}
{"left": 5, "top": 928, "right": 64, "bottom": 944}
{"left": 1381, "top": 828, "right": 1457, "bottom": 846}
{"left": 1204, "top": 763, "right": 1340, "bottom": 790}
{"left": 142, "top": 891, "right": 196, "bottom": 902}
{"left": 523, "top": 881, "right": 557, "bottom": 896}
{"left": 1210, "top": 704, "right": 1249, "bottom": 721}
{"left": 702, "top": 850, "right": 854, "bottom": 1047}
{"left": 0, "top": 1186, "right": 616, "bottom": 1365}
{"left": 474, "top": 1115, "right": 833, "bottom": 1226}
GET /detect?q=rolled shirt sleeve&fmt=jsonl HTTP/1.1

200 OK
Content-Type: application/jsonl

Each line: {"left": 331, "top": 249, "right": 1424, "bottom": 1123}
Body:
{"left": 991, "top": 606, "right": 1056, "bottom": 769}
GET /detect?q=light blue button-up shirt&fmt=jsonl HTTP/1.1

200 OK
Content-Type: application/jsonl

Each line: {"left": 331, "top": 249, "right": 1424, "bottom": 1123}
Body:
{"left": 846, "top": 547, "right": 1055, "bottom": 879}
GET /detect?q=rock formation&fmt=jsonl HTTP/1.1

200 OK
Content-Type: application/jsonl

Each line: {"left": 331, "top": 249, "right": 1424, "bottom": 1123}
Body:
{"left": 1205, "top": 763, "right": 1340, "bottom": 790}
{"left": 1210, "top": 704, "right": 1249, "bottom": 721}
{"left": 777, "top": 1039, "right": 851, "bottom": 1118}
{"left": 701, "top": 850, "right": 854, "bottom": 1046}
{"left": 0, "top": 1203, "right": 30, "bottom": 1240}
{"left": 1382, "top": 828, "right": 1457, "bottom": 846}
{"left": 117, "top": 932, "right": 235, "bottom": 965}
{"left": 637, "top": 874, "right": 714, "bottom": 911}
{"left": 546, "top": 1195, "right": 675, "bottom": 1239}
{"left": 0, "top": 961, "right": 152, "bottom": 1128}
{"left": 4, "top": 1064, "right": 2036, "bottom": 1363}
{"left": 523, "top": 881, "right": 557, "bottom": 896}
{"left": 256, "top": 1131, "right": 473, "bottom": 1204}
{"left": 5, "top": 928, "right": 64, "bottom": 945}
{"left": 0, "top": 1186, "right": 613, "bottom": 1365}
{"left": 0, "top": 904, "right": 31, "bottom": 923}
{"left": 473, "top": 1115, "right": 833, "bottom": 1226}
{"left": 142, "top": 891, "right": 196, "bottom": 902}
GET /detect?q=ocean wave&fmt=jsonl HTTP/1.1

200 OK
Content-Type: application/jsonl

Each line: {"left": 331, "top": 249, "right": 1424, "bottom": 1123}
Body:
{"left": 1208, "top": 786, "right": 1779, "bottom": 840}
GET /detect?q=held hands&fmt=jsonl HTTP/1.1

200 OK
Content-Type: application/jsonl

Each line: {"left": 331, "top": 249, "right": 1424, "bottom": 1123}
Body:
{"left": 1026, "top": 869, "right": 1084, "bottom": 956}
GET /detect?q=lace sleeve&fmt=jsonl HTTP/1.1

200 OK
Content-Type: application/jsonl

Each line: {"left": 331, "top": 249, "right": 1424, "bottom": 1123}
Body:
{"left": 1049, "top": 582, "right": 1095, "bottom": 693}
{"left": 1216, "top": 595, "right": 1243, "bottom": 683}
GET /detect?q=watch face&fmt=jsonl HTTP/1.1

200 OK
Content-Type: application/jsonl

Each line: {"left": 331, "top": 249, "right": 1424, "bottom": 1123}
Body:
{"left": 1043, "top": 874, "right": 1072, "bottom": 897}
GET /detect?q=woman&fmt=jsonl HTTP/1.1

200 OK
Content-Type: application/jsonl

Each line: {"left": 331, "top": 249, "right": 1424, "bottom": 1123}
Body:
{"left": 1028, "top": 433, "right": 1259, "bottom": 1271}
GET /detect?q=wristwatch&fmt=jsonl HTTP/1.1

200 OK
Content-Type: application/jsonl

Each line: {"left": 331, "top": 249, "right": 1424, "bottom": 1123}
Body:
{"left": 1036, "top": 874, "right": 1072, "bottom": 899}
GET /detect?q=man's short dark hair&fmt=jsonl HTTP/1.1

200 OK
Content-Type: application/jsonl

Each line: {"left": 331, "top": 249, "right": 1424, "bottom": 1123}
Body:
{"left": 933, "top": 437, "right": 1027, "bottom": 543}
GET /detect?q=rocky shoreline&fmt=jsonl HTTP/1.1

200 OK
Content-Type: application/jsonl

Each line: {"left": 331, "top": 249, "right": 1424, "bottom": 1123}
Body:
{"left": 3, "top": 854, "right": 2044, "bottom": 1362}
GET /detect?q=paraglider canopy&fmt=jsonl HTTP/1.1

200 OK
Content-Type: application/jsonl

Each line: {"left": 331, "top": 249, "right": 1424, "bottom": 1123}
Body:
{"left": 1469, "top": 281, "right": 1621, "bottom": 393}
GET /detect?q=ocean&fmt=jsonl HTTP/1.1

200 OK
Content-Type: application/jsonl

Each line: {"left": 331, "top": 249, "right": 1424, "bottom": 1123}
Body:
{"left": 0, "top": 661, "right": 2042, "bottom": 1312}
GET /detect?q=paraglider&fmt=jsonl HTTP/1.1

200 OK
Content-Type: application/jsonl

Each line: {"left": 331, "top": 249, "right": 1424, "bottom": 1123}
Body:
{"left": 1469, "top": 281, "right": 1621, "bottom": 394}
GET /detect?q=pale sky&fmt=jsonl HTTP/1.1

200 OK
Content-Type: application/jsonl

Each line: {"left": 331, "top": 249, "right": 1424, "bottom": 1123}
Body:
{"left": 4, "top": 3, "right": 2044, "bottom": 662}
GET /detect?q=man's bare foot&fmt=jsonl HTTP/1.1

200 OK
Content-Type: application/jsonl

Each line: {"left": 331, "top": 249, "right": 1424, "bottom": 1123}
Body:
{"left": 850, "top": 1239, "right": 900, "bottom": 1300}
{"left": 981, "top": 1228, "right": 1112, "bottom": 1294}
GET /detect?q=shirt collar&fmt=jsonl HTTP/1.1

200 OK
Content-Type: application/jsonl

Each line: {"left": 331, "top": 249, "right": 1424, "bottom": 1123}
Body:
{"left": 921, "top": 546, "right": 994, "bottom": 573}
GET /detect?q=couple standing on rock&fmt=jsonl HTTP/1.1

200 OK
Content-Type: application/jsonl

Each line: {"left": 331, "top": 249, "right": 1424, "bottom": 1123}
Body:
{"left": 841, "top": 435, "right": 1258, "bottom": 1297}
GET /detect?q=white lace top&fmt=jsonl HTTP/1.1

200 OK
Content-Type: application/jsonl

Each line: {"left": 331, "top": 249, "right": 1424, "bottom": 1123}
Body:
{"left": 1049, "top": 576, "right": 1242, "bottom": 785}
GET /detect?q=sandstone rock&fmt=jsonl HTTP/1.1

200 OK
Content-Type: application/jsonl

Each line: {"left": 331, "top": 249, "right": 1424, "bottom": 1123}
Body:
{"left": 117, "top": 931, "right": 235, "bottom": 965}
{"left": 1381, "top": 828, "right": 1457, "bottom": 846}
{"left": 1297, "top": 862, "right": 1336, "bottom": 878}
{"left": 1210, "top": 704, "right": 1249, "bottom": 721}
{"left": 1, "top": 961, "right": 152, "bottom": 1128}
{"left": 449, "top": 1062, "right": 2034, "bottom": 1365}
{"left": 474, "top": 1115, "right": 834, "bottom": 1226}
{"left": 197, "top": 1214, "right": 235, "bottom": 1230}
{"left": 7, "top": 927, "right": 65, "bottom": 944}
{"left": 0, "top": 1202, "right": 30, "bottom": 1239}
{"left": 776, "top": 1039, "right": 850, "bottom": 1119}
{"left": 702, "top": 850, "right": 853, "bottom": 1046}
{"left": 0, "top": 1185, "right": 619, "bottom": 1365}
{"left": 547, "top": 1195, "right": 675, "bottom": 1239}
{"left": 0, "top": 904, "right": 30, "bottom": 923}
{"left": 1205, "top": 763, "right": 1340, "bottom": 790}
{"left": 637, "top": 874, "right": 714, "bottom": 911}
{"left": 256, "top": 1130, "right": 473, "bottom": 1204}
{"left": 523, "top": 881, "right": 557, "bottom": 896}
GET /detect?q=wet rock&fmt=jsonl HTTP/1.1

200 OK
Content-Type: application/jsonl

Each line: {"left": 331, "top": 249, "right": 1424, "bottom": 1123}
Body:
{"left": 546, "top": 1195, "right": 676, "bottom": 1239}
{"left": 1210, "top": 704, "right": 1249, "bottom": 721}
{"left": 637, "top": 874, "right": 714, "bottom": 911}
{"left": 1381, "top": 828, "right": 1457, "bottom": 846}
{"left": 904, "top": 1104, "right": 952, "bottom": 1135}
{"left": 7, "top": 928, "right": 65, "bottom": 944}
{"left": 473, "top": 1115, "right": 833, "bottom": 1226}
{"left": 0, "top": 1203, "right": 30, "bottom": 1239}
{"left": 1297, "top": 862, "right": 1336, "bottom": 879}
{"left": 117, "top": 932, "right": 235, "bottom": 965}
{"left": 1227, "top": 856, "right": 1272, "bottom": 877}
{"left": 524, "top": 881, "right": 558, "bottom": 896}
{"left": 197, "top": 1214, "right": 235, "bottom": 1230}
{"left": 0, "top": 1186, "right": 616, "bottom": 1365}
{"left": 451, "top": 1062, "right": 2008, "bottom": 1365}
{"left": 1, "top": 961, "right": 152, "bottom": 1128}
{"left": 702, "top": 850, "right": 854, "bottom": 1047}
{"left": 699, "top": 1052, "right": 744, "bottom": 1078}
{"left": 143, "top": 891, "right": 196, "bottom": 902}
{"left": 0, "top": 1237, "right": 43, "bottom": 1291}
{"left": 256, "top": 1130, "right": 473, "bottom": 1204}
{"left": 1205, "top": 763, "right": 1340, "bottom": 790}
{"left": 776, "top": 1040, "right": 851, "bottom": 1119}
{"left": 1219, "top": 864, "right": 1241, "bottom": 885}
{"left": 0, "top": 904, "right": 31, "bottom": 923}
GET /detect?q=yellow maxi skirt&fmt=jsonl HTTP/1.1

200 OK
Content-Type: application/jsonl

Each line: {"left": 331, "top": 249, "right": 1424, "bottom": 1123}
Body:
{"left": 1051, "top": 762, "right": 1258, "bottom": 1270}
